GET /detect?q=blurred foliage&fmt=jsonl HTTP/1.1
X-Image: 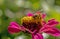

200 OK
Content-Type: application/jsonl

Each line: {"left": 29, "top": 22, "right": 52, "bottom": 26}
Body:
{"left": 0, "top": 0, "right": 60, "bottom": 39}
{"left": 55, "top": 0, "right": 60, "bottom": 6}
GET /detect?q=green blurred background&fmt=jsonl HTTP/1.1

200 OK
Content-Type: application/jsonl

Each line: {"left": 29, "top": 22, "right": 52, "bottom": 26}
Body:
{"left": 0, "top": 0, "right": 60, "bottom": 39}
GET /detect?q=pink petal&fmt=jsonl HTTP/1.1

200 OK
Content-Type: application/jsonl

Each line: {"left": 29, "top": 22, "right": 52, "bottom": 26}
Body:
{"left": 48, "top": 18, "right": 55, "bottom": 22}
{"left": 42, "top": 13, "right": 46, "bottom": 19}
{"left": 27, "top": 12, "right": 34, "bottom": 16}
{"left": 8, "top": 22, "right": 25, "bottom": 34}
{"left": 8, "top": 22, "right": 21, "bottom": 34}
{"left": 10, "top": 22, "right": 20, "bottom": 27}
{"left": 8, "top": 26, "right": 20, "bottom": 34}
{"left": 42, "top": 21, "right": 46, "bottom": 25}
{"left": 32, "top": 33, "right": 43, "bottom": 39}
{"left": 47, "top": 19, "right": 59, "bottom": 27}
{"left": 10, "top": 22, "right": 26, "bottom": 31}
{"left": 40, "top": 26, "right": 60, "bottom": 37}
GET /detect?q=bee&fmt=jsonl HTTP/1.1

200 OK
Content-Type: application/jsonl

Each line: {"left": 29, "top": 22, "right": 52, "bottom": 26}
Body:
{"left": 21, "top": 13, "right": 42, "bottom": 31}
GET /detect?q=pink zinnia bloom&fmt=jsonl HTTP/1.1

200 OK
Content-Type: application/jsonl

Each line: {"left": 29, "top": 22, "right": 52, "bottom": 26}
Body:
{"left": 8, "top": 12, "right": 60, "bottom": 39}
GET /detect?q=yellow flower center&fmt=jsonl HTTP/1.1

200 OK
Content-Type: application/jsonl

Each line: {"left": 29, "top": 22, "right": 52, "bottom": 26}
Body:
{"left": 21, "top": 14, "right": 42, "bottom": 32}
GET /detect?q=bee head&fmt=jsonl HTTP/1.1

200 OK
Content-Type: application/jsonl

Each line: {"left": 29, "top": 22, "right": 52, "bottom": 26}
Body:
{"left": 33, "top": 13, "right": 42, "bottom": 20}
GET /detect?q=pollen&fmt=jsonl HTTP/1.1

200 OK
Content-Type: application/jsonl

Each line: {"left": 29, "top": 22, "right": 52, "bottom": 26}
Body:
{"left": 21, "top": 14, "right": 42, "bottom": 32}
{"left": 21, "top": 16, "right": 34, "bottom": 23}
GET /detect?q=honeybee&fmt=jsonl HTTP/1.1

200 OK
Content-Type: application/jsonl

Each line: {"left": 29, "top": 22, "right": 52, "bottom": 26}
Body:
{"left": 21, "top": 13, "right": 42, "bottom": 31}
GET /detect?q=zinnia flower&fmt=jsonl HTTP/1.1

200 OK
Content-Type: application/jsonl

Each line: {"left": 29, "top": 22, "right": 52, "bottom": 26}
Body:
{"left": 8, "top": 12, "right": 60, "bottom": 39}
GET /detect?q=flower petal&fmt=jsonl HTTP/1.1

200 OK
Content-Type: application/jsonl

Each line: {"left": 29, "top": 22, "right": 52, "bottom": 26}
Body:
{"left": 42, "top": 13, "right": 46, "bottom": 19}
{"left": 8, "top": 22, "right": 26, "bottom": 34}
{"left": 8, "top": 22, "right": 21, "bottom": 34}
{"left": 27, "top": 12, "right": 34, "bottom": 16}
{"left": 47, "top": 19, "right": 59, "bottom": 27}
{"left": 40, "top": 26, "right": 60, "bottom": 37}
{"left": 10, "top": 22, "right": 20, "bottom": 27}
{"left": 32, "top": 33, "right": 43, "bottom": 39}
{"left": 8, "top": 26, "right": 20, "bottom": 34}
{"left": 42, "top": 21, "right": 46, "bottom": 25}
